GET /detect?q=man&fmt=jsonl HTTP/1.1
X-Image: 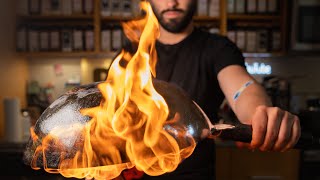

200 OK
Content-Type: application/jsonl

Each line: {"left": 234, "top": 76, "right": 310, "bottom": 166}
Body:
{"left": 123, "top": 0, "right": 301, "bottom": 179}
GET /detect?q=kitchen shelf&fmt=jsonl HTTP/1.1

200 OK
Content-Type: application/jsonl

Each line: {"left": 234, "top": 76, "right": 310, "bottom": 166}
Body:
{"left": 194, "top": 16, "right": 220, "bottom": 21}
{"left": 16, "top": 15, "right": 94, "bottom": 26}
{"left": 18, "top": 21, "right": 94, "bottom": 27}
{"left": 101, "top": 16, "right": 221, "bottom": 23}
{"left": 15, "top": 0, "right": 289, "bottom": 58}
{"left": 16, "top": 51, "right": 117, "bottom": 58}
{"left": 227, "top": 14, "right": 282, "bottom": 28}
{"left": 231, "top": 21, "right": 281, "bottom": 27}
{"left": 228, "top": 14, "right": 281, "bottom": 21}
{"left": 101, "top": 16, "right": 141, "bottom": 22}
{"left": 17, "top": 14, "right": 94, "bottom": 21}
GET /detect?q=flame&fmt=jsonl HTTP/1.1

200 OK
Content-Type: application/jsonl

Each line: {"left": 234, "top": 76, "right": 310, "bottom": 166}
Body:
{"left": 29, "top": 1, "right": 196, "bottom": 179}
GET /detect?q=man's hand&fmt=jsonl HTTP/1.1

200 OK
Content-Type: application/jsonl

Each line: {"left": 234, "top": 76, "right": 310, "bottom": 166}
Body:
{"left": 248, "top": 105, "right": 301, "bottom": 152}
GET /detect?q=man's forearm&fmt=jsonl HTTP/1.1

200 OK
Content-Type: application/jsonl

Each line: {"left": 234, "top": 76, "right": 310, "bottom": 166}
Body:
{"left": 233, "top": 83, "right": 272, "bottom": 124}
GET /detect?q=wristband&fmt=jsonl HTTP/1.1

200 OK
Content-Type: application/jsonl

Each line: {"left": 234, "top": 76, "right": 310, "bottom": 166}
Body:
{"left": 233, "top": 80, "right": 254, "bottom": 101}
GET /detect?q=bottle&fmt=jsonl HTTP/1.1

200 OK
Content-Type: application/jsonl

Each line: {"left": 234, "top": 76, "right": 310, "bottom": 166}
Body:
{"left": 21, "top": 109, "right": 32, "bottom": 142}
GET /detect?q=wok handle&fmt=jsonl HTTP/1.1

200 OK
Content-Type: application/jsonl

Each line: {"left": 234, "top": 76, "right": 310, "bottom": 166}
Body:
{"left": 211, "top": 123, "right": 320, "bottom": 149}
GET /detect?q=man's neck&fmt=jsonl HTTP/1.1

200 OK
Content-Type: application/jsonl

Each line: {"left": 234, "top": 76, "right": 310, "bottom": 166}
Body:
{"left": 157, "top": 23, "right": 194, "bottom": 45}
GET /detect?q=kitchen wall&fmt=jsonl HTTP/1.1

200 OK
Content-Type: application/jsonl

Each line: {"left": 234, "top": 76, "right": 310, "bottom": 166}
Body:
{"left": 0, "top": 56, "right": 29, "bottom": 138}
{"left": 0, "top": 0, "right": 29, "bottom": 138}
{"left": 80, "top": 57, "right": 113, "bottom": 85}
{"left": 247, "top": 55, "right": 320, "bottom": 110}
{"left": 27, "top": 57, "right": 113, "bottom": 101}
{"left": 26, "top": 54, "right": 320, "bottom": 110}
{"left": 0, "top": 0, "right": 319, "bottom": 140}
{"left": 28, "top": 58, "right": 82, "bottom": 100}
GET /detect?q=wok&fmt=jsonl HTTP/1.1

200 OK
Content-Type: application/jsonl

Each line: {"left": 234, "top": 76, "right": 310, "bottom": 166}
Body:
{"left": 23, "top": 79, "right": 320, "bottom": 169}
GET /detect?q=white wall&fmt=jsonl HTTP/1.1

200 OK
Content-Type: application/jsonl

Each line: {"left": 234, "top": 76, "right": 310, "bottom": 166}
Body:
{"left": 28, "top": 58, "right": 82, "bottom": 100}
{"left": 81, "top": 58, "right": 113, "bottom": 85}
{"left": 28, "top": 57, "right": 113, "bottom": 101}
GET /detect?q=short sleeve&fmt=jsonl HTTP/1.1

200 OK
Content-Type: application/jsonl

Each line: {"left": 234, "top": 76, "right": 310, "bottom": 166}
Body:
{"left": 211, "top": 36, "right": 246, "bottom": 75}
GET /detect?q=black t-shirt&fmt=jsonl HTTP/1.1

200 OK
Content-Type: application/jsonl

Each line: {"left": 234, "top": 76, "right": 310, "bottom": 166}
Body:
{"left": 123, "top": 27, "right": 245, "bottom": 179}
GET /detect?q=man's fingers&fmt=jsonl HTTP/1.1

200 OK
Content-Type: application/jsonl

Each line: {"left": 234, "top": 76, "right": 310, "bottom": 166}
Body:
{"left": 251, "top": 106, "right": 268, "bottom": 149}
{"left": 247, "top": 106, "right": 301, "bottom": 152}
{"left": 272, "top": 112, "right": 294, "bottom": 151}
{"left": 259, "top": 107, "right": 283, "bottom": 151}
{"left": 235, "top": 141, "right": 251, "bottom": 149}
{"left": 283, "top": 116, "right": 301, "bottom": 151}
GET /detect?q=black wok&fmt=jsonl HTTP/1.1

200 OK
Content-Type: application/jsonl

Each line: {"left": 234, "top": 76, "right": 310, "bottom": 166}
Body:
{"left": 23, "top": 79, "right": 320, "bottom": 170}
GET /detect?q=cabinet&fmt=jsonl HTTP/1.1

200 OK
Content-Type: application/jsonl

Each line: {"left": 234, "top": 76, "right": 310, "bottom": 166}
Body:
{"left": 225, "top": 0, "right": 289, "bottom": 58}
{"left": 216, "top": 147, "right": 300, "bottom": 180}
{"left": 15, "top": 0, "right": 289, "bottom": 58}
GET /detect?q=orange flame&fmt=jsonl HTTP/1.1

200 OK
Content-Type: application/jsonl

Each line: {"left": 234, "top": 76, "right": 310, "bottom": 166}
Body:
{"left": 30, "top": 1, "right": 196, "bottom": 179}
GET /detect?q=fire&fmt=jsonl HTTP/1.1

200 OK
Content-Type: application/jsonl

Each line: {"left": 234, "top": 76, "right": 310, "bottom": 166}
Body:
{"left": 29, "top": 1, "right": 196, "bottom": 179}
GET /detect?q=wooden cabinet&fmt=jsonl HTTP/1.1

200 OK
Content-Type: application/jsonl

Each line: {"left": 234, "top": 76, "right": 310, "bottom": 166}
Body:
{"left": 15, "top": 0, "right": 128, "bottom": 58}
{"left": 221, "top": 0, "right": 288, "bottom": 57}
{"left": 15, "top": 0, "right": 289, "bottom": 58}
{"left": 216, "top": 147, "right": 300, "bottom": 180}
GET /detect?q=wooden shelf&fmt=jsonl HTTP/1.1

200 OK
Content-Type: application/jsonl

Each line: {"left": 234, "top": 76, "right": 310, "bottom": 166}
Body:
{"left": 17, "top": 21, "right": 94, "bottom": 27}
{"left": 17, "top": 14, "right": 94, "bottom": 20}
{"left": 194, "top": 16, "right": 220, "bottom": 21}
{"left": 16, "top": 51, "right": 117, "bottom": 58}
{"left": 101, "top": 16, "right": 221, "bottom": 22}
{"left": 101, "top": 16, "right": 221, "bottom": 24}
{"left": 101, "top": 16, "right": 140, "bottom": 21}
{"left": 231, "top": 21, "right": 281, "bottom": 28}
{"left": 15, "top": 0, "right": 289, "bottom": 58}
{"left": 228, "top": 14, "right": 281, "bottom": 21}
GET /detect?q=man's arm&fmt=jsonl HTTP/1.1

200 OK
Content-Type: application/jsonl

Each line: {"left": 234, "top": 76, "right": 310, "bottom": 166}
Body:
{"left": 217, "top": 65, "right": 300, "bottom": 151}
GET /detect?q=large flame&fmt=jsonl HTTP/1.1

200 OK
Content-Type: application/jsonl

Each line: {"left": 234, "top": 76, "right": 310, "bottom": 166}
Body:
{"left": 29, "top": 1, "right": 196, "bottom": 179}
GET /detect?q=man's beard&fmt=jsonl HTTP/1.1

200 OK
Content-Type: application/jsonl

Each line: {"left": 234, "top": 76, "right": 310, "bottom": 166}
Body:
{"left": 151, "top": 1, "right": 196, "bottom": 33}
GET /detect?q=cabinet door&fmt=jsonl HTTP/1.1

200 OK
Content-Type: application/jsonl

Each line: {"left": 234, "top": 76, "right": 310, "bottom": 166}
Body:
{"left": 230, "top": 149, "right": 300, "bottom": 180}
{"left": 216, "top": 147, "right": 233, "bottom": 180}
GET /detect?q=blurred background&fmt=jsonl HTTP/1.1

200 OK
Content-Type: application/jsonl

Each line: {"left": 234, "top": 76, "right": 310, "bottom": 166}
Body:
{"left": 0, "top": 0, "right": 319, "bottom": 179}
